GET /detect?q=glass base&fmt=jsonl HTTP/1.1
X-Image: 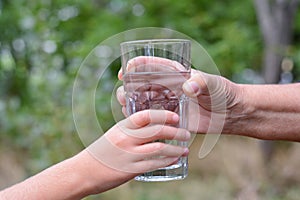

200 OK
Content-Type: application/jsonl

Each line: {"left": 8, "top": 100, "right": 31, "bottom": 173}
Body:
{"left": 135, "top": 157, "right": 188, "bottom": 182}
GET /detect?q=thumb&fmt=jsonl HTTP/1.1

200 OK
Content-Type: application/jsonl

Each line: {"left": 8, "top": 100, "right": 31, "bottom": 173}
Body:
{"left": 182, "top": 70, "right": 217, "bottom": 97}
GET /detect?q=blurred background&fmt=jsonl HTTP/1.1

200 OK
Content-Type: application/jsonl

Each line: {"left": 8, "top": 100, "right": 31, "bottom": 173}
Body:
{"left": 1, "top": 0, "right": 300, "bottom": 199}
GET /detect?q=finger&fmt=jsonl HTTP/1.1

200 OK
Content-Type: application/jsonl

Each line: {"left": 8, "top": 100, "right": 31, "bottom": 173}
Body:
{"left": 183, "top": 70, "right": 228, "bottom": 112}
{"left": 128, "top": 125, "right": 191, "bottom": 142}
{"left": 136, "top": 142, "right": 189, "bottom": 158}
{"left": 183, "top": 70, "right": 227, "bottom": 100}
{"left": 87, "top": 135, "right": 188, "bottom": 174}
{"left": 126, "top": 56, "right": 187, "bottom": 73}
{"left": 135, "top": 157, "right": 184, "bottom": 173}
{"left": 116, "top": 86, "right": 126, "bottom": 106}
{"left": 118, "top": 69, "right": 123, "bottom": 80}
{"left": 133, "top": 156, "right": 180, "bottom": 173}
{"left": 121, "top": 110, "right": 179, "bottom": 129}
{"left": 122, "top": 106, "right": 128, "bottom": 117}
{"left": 182, "top": 70, "right": 209, "bottom": 97}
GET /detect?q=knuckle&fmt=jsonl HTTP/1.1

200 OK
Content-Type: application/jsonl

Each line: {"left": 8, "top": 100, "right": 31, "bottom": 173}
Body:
{"left": 178, "top": 129, "right": 190, "bottom": 141}
{"left": 138, "top": 110, "right": 150, "bottom": 123}
{"left": 152, "top": 142, "right": 165, "bottom": 151}
{"left": 151, "top": 124, "right": 164, "bottom": 135}
{"left": 147, "top": 161, "right": 159, "bottom": 171}
{"left": 184, "top": 130, "right": 191, "bottom": 140}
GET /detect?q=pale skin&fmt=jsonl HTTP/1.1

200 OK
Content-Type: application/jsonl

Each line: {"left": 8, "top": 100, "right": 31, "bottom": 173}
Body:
{"left": 0, "top": 110, "right": 190, "bottom": 200}
{"left": 118, "top": 56, "right": 300, "bottom": 141}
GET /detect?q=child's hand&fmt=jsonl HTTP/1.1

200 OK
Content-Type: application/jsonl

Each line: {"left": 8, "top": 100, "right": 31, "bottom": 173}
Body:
{"left": 88, "top": 109, "right": 190, "bottom": 174}
{"left": 79, "top": 109, "right": 190, "bottom": 194}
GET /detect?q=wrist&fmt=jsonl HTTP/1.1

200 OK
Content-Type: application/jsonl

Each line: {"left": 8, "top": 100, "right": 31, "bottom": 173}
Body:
{"left": 223, "top": 83, "right": 256, "bottom": 137}
{"left": 72, "top": 150, "right": 135, "bottom": 195}
{"left": 66, "top": 152, "right": 100, "bottom": 198}
{"left": 224, "top": 83, "right": 300, "bottom": 141}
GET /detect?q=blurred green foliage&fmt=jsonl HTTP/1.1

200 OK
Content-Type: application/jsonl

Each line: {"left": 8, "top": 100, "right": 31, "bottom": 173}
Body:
{"left": 0, "top": 0, "right": 300, "bottom": 197}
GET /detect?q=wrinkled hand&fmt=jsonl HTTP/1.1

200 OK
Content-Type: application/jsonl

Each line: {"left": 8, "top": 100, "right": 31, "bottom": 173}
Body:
{"left": 117, "top": 56, "right": 242, "bottom": 134}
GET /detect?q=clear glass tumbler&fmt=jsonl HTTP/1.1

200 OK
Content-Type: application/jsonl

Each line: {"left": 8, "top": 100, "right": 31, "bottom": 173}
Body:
{"left": 120, "top": 39, "right": 191, "bottom": 182}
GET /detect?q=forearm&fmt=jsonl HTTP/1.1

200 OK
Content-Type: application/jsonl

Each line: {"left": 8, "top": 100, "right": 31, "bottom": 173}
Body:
{"left": 226, "top": 83, "right": 300, "bottom": 141}
{"left": 0, "top": 154, "right": 93, "bottom": 200}
{"left": 0, "top": 150, "right": 129, "bottom": 200}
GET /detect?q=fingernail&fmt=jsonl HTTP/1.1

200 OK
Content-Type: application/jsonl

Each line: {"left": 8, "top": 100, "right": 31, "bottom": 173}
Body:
{"left": 118, "top": 70, "right": 123, "bottom": 80}
{"left": 172, "top": 114, "right": 180, "bottom": 122}
{"left": 185, "top": 131, "right": 191, "bottom": 141}
{"left": 183, "top": 81, "right": 200, "bottom": 96}
{"left": 183, "top": 148, "right": 189, "bottom": 156}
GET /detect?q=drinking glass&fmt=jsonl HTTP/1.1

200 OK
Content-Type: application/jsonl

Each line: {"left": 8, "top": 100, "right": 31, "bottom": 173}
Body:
{"left": 120, "top": 39, "right": 191, "bottom": 181}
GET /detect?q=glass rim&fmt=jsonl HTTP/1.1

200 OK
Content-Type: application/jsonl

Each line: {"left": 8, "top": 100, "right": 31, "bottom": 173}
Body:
{"left": 120, "top": 39, "right": 191, "bottom": 46}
